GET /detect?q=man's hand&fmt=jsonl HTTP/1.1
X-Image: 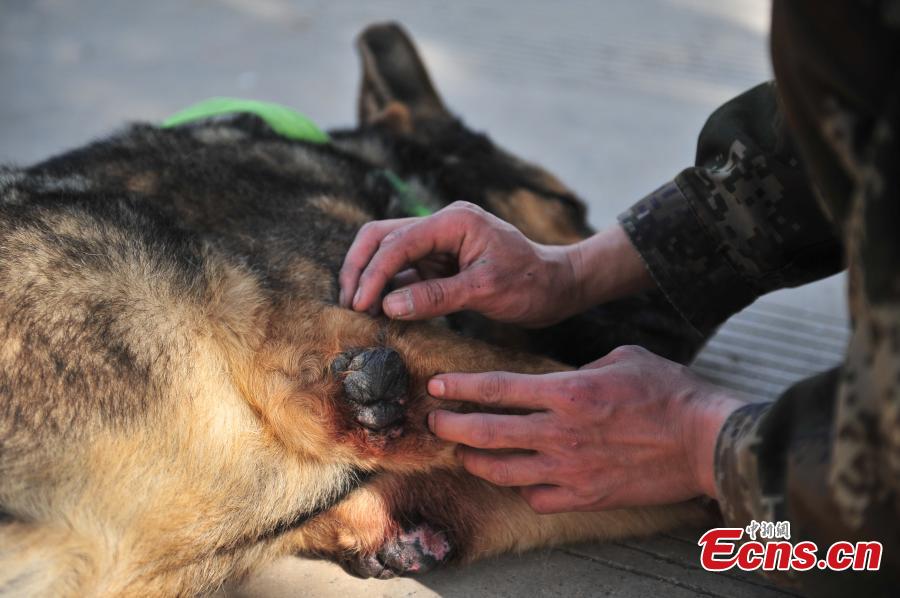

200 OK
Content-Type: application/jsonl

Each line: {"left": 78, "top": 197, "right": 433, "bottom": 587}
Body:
{"left": 339, "top": 201, "right": 653, "bottom": 326}
{"left": 339, "top": 201, "right": 579, "bottom": 326}
{"left": 427, "top": 345, "right": 744, "bottom": 513}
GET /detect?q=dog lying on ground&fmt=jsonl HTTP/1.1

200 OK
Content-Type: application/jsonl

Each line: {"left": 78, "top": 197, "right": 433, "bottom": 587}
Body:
{"left": 0, "top": 23, "right": 713, "bottom": 596}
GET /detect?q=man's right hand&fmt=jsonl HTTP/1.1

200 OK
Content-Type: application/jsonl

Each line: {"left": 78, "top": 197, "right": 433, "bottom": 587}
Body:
{"left": 339, "top": 200, "right": 653, "bottom": 326}
{"left": 339, "top": 201, "right": 581, "bottom": 326}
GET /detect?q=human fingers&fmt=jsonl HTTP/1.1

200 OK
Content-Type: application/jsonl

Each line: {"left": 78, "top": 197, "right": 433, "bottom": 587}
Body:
{"left": 428, "top": 371, "right": 564, "bottom": 410}
{"left": 427, "top": 410, "right": 547, "bottom": 449}
{"left": 351, "top": 211, "right": 472, "bottom": 312}
{"left": 517, "top": 485, "right": 585, "bottom": 514}
{"left": 414, "top": 253, "right": 458, "bottom": 280}
{"left": 455, "top": 447, "right": 559, "bottom": 487}
{"left": 339, "top": 218, "right": 417, "bottom": 308}
{"left": 390, "top": 268, "right": 422, "bottom": 290}
{"left": 381, "top": 273, "right": 479, "bottom": 319}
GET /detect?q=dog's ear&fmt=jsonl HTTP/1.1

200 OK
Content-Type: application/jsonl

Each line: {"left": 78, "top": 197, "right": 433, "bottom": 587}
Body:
{"left": 356, "top": 23, "right": 450, "bottom": 128}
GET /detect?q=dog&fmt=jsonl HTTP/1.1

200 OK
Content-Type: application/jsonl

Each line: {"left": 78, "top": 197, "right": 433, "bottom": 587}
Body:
{"left": 0, "top": 23, "right": 713, "bottom": 596}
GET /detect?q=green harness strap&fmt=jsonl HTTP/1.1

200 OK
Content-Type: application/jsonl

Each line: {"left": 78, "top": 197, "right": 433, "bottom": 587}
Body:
{"left": 377, "top": 169, "right": 433, "bottom": 218}
{"left": 162, "top": 97, "right": 433, "bottom": 216}
{"left": 162, "top": 97, "right": 331, "bottom": 143}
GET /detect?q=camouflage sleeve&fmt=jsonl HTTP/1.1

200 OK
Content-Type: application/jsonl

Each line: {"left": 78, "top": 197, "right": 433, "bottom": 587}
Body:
{"left": 618, "top": 82, "right": 844, "bottom": 336}
{"left": 713, "top": 1, "right": 900, "bottom": 594}
{"left": 714, "top": 370, "right": 839, "bottom": 528}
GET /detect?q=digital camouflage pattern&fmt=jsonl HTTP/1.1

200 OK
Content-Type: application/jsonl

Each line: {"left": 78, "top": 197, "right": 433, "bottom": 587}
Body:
{"left": 620, "top": 0, "right": 899, "bottom": 594}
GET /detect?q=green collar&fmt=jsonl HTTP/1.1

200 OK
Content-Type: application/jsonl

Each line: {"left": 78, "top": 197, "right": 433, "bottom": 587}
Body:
{"left": 162, "top": 97, "right": 433, "bottom": 217}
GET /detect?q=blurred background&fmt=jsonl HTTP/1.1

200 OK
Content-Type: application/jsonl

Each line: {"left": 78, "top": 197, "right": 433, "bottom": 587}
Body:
{"left": 1, "top": 0, "right": 771, "bottom": 224}
{"left": 0, "top": 2, "right": 850, "bottom": 595}
{"left": 0, "top": 0, "right": 844, "bottom": 318}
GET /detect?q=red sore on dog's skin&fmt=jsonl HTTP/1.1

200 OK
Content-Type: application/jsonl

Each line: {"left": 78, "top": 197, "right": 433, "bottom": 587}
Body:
{"left": 402, "top": 524, "right": 453, "bottom": 564}
{"left": 376, "top": 522, "right": 453, "bottom": 576}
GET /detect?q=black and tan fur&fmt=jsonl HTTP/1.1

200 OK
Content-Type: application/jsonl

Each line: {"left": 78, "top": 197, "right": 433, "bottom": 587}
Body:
{"left": 0, "top": 23, "right": 710, "bottom": 596}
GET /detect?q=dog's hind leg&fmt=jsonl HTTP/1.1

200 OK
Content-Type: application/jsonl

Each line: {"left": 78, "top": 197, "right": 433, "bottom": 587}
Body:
{"left": 253, "top": 307, "right": 715, "bottom": 578}
{"left": 290, "top": 468, "right": 715, "bottom": 579}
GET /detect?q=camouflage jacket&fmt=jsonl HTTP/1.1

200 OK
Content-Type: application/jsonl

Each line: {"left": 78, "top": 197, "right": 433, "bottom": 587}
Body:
{"left": 619, "top": 1, "right": 899, "bottom": 594}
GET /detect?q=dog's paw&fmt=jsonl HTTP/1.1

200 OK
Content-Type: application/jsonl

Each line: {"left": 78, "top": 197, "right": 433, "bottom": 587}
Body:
{"left": 342, "top": 523, "right": 453, "bottom": 579}
{"left": 331, "top": 347, "right": 409, "bottom": 435}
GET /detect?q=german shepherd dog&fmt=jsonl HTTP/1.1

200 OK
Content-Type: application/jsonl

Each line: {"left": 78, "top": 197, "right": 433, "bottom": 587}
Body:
{"left": 0, "top": 23, "right": 713, "bottom": 596}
